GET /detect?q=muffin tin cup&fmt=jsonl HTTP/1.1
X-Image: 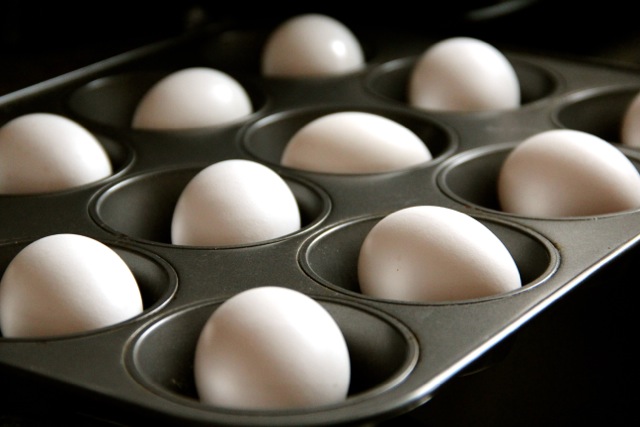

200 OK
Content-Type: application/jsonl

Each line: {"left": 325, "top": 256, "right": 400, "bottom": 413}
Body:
{"left": 89, "top": 165, "right": 331, "bottom": 247}
{"left": 126, "top": 297, "right": 420, "bottom": 426}
{"left": 0, "top": 238, "right": 178, "bottom": 341}
{"left": 3, "top": 21, "right": 640, "bottom": 426}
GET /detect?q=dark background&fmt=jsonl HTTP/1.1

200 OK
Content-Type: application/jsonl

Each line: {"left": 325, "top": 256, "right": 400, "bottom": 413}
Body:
{"left": 1, "top": 1, "right": 637, "bottom": 425}
{"left": 3, "top": 1, "right": 640, "bottom": 95}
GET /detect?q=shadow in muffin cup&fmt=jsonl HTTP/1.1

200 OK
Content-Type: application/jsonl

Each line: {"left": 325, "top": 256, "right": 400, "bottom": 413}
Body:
{"left": 91, "top": 166, "right": 330, "bottom": 247}
{"left": 553, "top": 86, "right": 640, "bottom": 142}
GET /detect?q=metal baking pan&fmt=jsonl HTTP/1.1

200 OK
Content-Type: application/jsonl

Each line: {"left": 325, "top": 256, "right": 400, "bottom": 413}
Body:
{"left": 1, "top": 18, "right": 639, "bottom": 426}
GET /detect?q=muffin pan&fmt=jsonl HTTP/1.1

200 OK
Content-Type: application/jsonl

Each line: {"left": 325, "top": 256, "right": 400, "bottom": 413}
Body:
{"left": 2, "top": 19, "right": 640, "bottom": 426}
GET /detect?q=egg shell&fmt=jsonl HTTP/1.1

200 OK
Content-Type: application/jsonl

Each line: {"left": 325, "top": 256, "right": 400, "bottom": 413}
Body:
{"left": 498, "top": 129, "right": 640, "bottom": 217}
{"left": 0, "top": 113, "right": 112, "bottom": 194}
{"left": 261, "top": 14, "right": 364, "bottom": 78}
{"left": 621, "top": 91, "right": 640, "bottom": 147}
{"left": 132, "top": 67, "right": 253, "bottom": 130}
{"left": 408, "top": 37, "right": 520, "bottom": 112}
{"left": 357, "top": 206, "right": 521, "bottom": 302}
{"left": 281, "top": 111, "right": 432, "bottom": 174}
{"left": 194, "top": 286, "right": 351, "bottom": 409}
{"left": 0, "top": 234, "right": 143, "bottom": 338}
{"left": 171, "top": 159, "right": 301, "bottom": 246}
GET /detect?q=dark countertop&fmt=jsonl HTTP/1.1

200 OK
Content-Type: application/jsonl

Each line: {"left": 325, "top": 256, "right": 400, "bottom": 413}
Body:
{"left": 1, "top": 2, "right": 638, "bottom": 425}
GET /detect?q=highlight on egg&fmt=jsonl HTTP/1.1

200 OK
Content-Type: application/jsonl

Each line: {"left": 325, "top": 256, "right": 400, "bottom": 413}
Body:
{"left": 0, "top": 233, "right": 143, "bottom": 338}
{"left": 0, "top": 113, "right": 113, "bottom": 194}
{"left": 171, "top": 159, "right": 301, "bottom": 246}
{"left": 407, "top": 37, "right": 520, "bottom": 112}
{"left": 357, "top": 205, "right": 521, "bottom": 302}
{"left": 281, "top": 111, "right": 432, "bottom": 174}
{"left": 193, "top": 286, "right": 351, "bottom": 410}
{"left": 498, "top": 129, "right": 640, "bottom": 217}
{"left": 131, "top": 67, "right": 253, "bottom": 130}
{"left": 261, "top": 13, "right": 365, "bottom": 78}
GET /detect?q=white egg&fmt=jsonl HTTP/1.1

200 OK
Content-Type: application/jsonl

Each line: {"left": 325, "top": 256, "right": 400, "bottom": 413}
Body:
{"left": 620, "top": 90, "right": 640, "bottom": 147}
{"left": 261, "top": 14, "right": 365, "bottom": 78}
{"left": 281, "top": 111, "right": 432, "bottom": 174}
{"left": 171, "top": 159, "right": 301, "bottom": 246}
{"left": 498, "top": 129, "right": 640, "bottom": 217}
{"left": 0, "top": 113, "right": 112, "bottom": 194}
{"left": 0, "top": 234, "right": 143, "bottom": 338}
{"left": 132, "top": 67, "right": 253, "bottom": 130}
{"left": 194, "top": 286, "right": 350, "bottom": 409}
{"left": 408, "top": 37, "right": 520, "bottom": 112}
{"left": 358, "top": 206, "right": 521, "bottom": 302}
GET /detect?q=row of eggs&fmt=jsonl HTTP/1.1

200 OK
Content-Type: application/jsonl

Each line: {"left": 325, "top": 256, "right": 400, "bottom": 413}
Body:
{"left": 2, "top": 109, "right": 640, "bottom": 217}
{"left": 0, "top": 14, "right": 533, "bottom": 141}
{"left": 3, "top": 12, "right": 640, "bottom": 413}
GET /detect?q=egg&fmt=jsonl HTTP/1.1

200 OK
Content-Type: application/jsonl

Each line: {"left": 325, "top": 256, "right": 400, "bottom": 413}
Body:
{"left": 261, "top": 14, "right": 365, "bottom": 78}
{"left": 194, "top": 286, "right": 350, "bottom": 409}
{"left": 358, "top": 206, "right": 521, "bottom": 302}
{"left": 171, "top": 159, "right": 301, "bottom": 246}
{"left": 408, "top": 37, "right": 520, "bottom": 112}
{"left": 0, "top": 113, "right": 112, "bottom": 194}
{"left": 498, "top": 129, "right": 640, "bottom": 217}
{"left": 620, "top": 90, "right": 640, "bottom": 147}
{"left": 0, "top": 234, "right": 143, "bottom": 338}
{"left": 131, "top": 67, "right": 253, "bottom": 130}
{"left": 281, "top": 111, "right": 432, "bottom": 174}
